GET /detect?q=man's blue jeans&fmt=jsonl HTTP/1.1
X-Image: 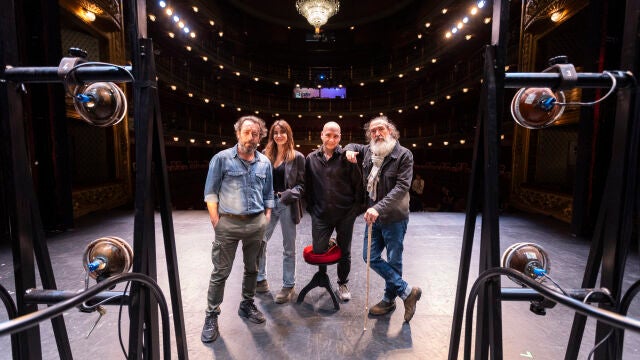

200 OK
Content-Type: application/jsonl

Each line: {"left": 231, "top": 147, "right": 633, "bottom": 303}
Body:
{"left": 363, "top": 219, "right": 411, "bottom": 302}
{"left": 258, "top": 197, "right": 297, "bottom": 288}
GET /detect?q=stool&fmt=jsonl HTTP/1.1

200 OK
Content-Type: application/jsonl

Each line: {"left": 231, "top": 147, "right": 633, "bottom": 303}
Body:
{"left": 297, "top": 244, "right": 342, "bottom": 310}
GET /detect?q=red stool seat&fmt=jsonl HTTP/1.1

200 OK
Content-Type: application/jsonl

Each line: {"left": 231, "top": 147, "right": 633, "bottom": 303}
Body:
{"left": 302, "top": 244, "right": 342, "bottom": 264}
{"left": 297, "top": 244, "right": 342, "bottom": 310}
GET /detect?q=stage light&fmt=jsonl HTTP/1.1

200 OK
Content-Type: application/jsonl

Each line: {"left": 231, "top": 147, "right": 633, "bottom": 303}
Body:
{"left": 83, "top": 237, "right": 133, "bottom": 282}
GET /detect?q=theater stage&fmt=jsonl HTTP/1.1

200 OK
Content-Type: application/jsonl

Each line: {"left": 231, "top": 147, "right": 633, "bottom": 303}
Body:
{"left": 0, "top": 210, "right": 638, "bottom": 359}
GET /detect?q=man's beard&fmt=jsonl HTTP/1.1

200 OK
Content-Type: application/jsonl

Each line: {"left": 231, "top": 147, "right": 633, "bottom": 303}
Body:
{"left": 238, "top": 141, "right": 258, "bottom": 154}
{"left": 370, "top": 135, "right": 396, "bottom": 156}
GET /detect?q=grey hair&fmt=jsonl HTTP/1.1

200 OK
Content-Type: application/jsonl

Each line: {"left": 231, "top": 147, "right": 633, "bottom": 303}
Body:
{"left": 364, "top": 116, "right": 400, "bottom": 142}
{"left": 234, "top": 115, "right": 268, "bottom": 140}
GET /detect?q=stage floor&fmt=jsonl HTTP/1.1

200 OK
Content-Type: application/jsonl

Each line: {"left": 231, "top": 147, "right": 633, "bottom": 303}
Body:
{"left": 1, "top": 210, "right": 639, "bottom": 359}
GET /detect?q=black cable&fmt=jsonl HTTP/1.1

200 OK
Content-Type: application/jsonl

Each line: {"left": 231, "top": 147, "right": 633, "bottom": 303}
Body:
{"left": 0, "top": 273, "right": 172, "bottom": 360}
{"left": 118, "top": 281, "right": 131, "bottom": 359}
{"left": 0, "top": 283, "right": 17, "bottom": 319}
{"left": 541, "top": 273, "right": 569, "bottom": 296}
{"left": 582, "top": 290, "right": 616, "bottom": 360}
{"left": 62, "top": 61, "right": 134, "bottom": 98}
{"left": 619, "top": 279, "right": 640, "bottom": 316}
{"left": 463, "top": 268, "right": 640, "bottom": 360}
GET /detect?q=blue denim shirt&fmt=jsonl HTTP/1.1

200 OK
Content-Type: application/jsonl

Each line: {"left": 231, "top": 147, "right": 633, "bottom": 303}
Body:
{"left": 204, "top": 145, "right": 274, "bottom": 214}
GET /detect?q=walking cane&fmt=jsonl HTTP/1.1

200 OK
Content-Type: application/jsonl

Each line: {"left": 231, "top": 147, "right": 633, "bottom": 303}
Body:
{"left": 364, "top": 222, "right": 372, "bottom": 331}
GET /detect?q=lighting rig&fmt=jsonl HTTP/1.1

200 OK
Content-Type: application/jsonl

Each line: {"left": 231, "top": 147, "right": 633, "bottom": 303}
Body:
{"left": 0, "top": 0, "right": 188, "bottom": 359}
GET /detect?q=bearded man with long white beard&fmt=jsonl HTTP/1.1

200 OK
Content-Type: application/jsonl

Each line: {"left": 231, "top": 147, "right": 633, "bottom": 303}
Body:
{"left": 345, "top": 116, "right": 422, "bottom": 322}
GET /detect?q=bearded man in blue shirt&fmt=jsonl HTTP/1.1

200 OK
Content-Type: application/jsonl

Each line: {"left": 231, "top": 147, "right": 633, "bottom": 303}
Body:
{"left": 201, "top": 115, "right": 274, "bottom": 343}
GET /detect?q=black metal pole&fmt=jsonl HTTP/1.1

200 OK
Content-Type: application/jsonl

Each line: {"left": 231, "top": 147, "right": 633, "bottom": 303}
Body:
{"left": 2, "top": 66, "right": 133, "bottom": 83}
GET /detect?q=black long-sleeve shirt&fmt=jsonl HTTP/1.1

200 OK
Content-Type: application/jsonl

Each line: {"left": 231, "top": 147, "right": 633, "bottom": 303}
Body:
{"left": 305, "top": 146, "right": 364, "bottom": 220}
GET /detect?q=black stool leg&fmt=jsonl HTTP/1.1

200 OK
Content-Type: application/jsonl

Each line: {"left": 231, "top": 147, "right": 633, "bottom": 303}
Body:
{"left": 296, "top": 265, "right": 340, "bottom": 310}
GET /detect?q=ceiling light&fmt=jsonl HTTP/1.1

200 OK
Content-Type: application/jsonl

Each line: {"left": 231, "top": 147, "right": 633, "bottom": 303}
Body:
{"left": 204, "top": 98, "right": 210, "bottom": 103}
{"left": 338, "top": 84, "right": 343, "bottom": 87}
{"left": 192, "top": 6, "right": 198, "bottom": 12}
{"left": 445, "top": 32, "right": 452, "bottom": 39}
{"left": 484, "top": 17, "right": 492, "bottom": 24}
{"left": 379, "top": 79, "right": 385, "bottom": 83}
{"left": 275, "top": 81, "right": 279, "bottom": 85}
{"left": 441, "top": 8, "right": 448, "bottom": 14}
{"left": 414, "top": 105, "right": 419, "bottom": 109}
{"left": 236, "top": 107, "right": 241, "bottom": 111}
{"left": 430, "top": 100, "right": 435, "bottom": 105}
{"left": 412, "top": 144, "right": 416, "bottom": 147}
{"left": 296, "top": 0, "right": 340, "bottom": 34}
{"left": 463, "top": 17, "right": 469, "bottom": 23}
{"left": 185, "top": 46, "right": 191, "bottom": 51}
{"left": 446, "top": 95, "right": 451, "bottom": 99}
{"left": 235, "top": 72, "right": 240, "bottom": 76}
{"left": 183, "top": 27, "right": 190, "bottom": 33}
{"left": 220, "top": 103, "right": 225, "bottom": 107}
{"left": 500, "top": 134, "right": 505, "bottom": 140}
{"left": 431, "top": 58, "right": 437, "bottom": 63}
{"left": 428, "top": 142, "right": 432, "bottom": 147}
{"left": 173, "top": 136, "right": 179, "bottom": 142}
{"left": 178, "top": 21, "right": 184, "bottom": 28}
{"left": 202, "top": 56, "right": 208, "bottom": 61}
{"left": 188, "top": 93, "right": 193, "bottom": 97}
{"left": 460, "top": 139, "right": 466, "bottom": 144}
{"left": 159, "top": 1, "right": 166, "bottom": 8}
{"left": 415, "top": 67, "right": 420, "bottom": 71}
{"left": 255, "top": 111, "right": 260, "bottom": 114}
{"left": 397, "top": 109, "right": 403, "bottom": 113}
{"left": 168, "top": 32, "right": 175, "bottom": 38}
{"left": 219, "top": 64, "right": 224, "bottom": 69}
{"left": 84, "top": 10, "right": 96, "bottom": 22}
{"left": 173, "top": 15, "right": 179, "bottom": 23}
{"left": 477, "top": 1, "right": 486, "bottom": 9}
{"left": 465, "top": 34, "right": 472, "bottom": 40}
{"left": 317, "top": 115, "right": 322, "bottom": 118}
{"left": 190, "top": 32, "right": 196, "bottom": 38}
{"left": 350, "top": 25, "right": 355, "bottom": 30}
{"left": 463, "top": 88, "right": 469, "bottom": 93}
{"left": 360, "top": 82, "right": 364, "bottom": 86}
{"left": 165, "top": 8, "right": 173, "bottom": 16}
{"left": 254, "top": 77, "right": 259, "bottom": 81}
{"left": 443, "top": 141, "right": 449, "bottom": 146}
{"left": 296, "top": 144, "right": 300, "bottom": 148}
{"left": 550, "top": 10, "right": 565, "bottom": 22}
{"left": 170, "top": 85, "right": 177, "bottom": 90}
{"left": 425, "top": 22, "right": 431, "bottom": 28}
{"left": 206, "top": 140, "right": 211, "bottom": 144}
{"left": 359, "top": 114, "right": 364, "bottom": 118}
{"left": 148, "top": 14, "right": 156, "bottom": 21}
{"left": 298, "top": 114, "right": 302, "bottom": 118}
{"left": 218, "top": 31, "right": 224, "bottom": 37}
{"left": 457, "top": 22, "right": 463, "bottom": 29}
{"left": 275, "top": 113, "right": 280, "bottom": 116}
{"left": 452, "top": 27, "right": 458, "bottom": 34}
{"left": 417, "top": 33, "right": 422, "bottom": 39}
{"left": 338, "top": 115, "right": 343, "bottom": 118}
{"left": 209, "top": 20, "right": 215, "bottom": 26}
{"left": 398, "top": 74, "right": 404, "bottom": 78}
{"left": 190, "top": 139, "right": 195, "bottom": 144}
{"left": 470, "top": 7, "right": 478, "bottom": 15}
{"left": 222, "top": 141, "right": 227, "bottom": 145}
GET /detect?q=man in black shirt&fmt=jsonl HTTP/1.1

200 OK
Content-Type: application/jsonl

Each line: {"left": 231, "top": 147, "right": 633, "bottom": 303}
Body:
{"left": 305, "top": 121, "right": 363, "bottom": 301}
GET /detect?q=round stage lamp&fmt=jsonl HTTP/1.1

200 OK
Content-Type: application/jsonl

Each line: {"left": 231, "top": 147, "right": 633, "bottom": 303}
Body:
{"left": 510, "top": 87, "right": 565, "bottom": 129}
{"left": 73, "top": 82, "right": 127, "bottom": 127}
{"left": 83, "top": 236, "right": 133, "bottom": 282}
{"left": 501, "top": 242, "right": 550, "bottom": 286}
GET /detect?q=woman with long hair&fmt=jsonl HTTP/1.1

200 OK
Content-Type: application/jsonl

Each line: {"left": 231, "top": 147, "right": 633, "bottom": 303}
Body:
{"left": 256, "top": 120, "right": 305, "bottom": 303}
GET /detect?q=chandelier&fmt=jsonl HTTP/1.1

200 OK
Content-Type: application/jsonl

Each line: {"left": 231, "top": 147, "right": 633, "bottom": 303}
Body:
{"left": 296, "top": 0, "right": 340, "bottom": 34}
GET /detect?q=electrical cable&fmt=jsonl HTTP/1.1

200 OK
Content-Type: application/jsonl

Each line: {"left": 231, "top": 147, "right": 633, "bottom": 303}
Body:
{"left": 118, "top": 281, "right": 131, "bottom": 359}
{"left": 0, "top": 273, "right": 171, "bottom": 360}
{"left": 556, "top": 71, "right": 617, "bottom": 106}
{"left": 541, "top": 273, "right": 568, "bottom": 296}
{"left": 582, "top": 290, "right": 616, "bottom": 360}
{"left": 61, "top": 61, "right": 134, "bottom": 98}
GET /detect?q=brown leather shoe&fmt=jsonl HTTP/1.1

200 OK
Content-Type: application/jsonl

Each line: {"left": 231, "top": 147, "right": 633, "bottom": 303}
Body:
{"left": 403, "top": 287, "right": 422, "bottom": 322}
{"left": 368, "top": 300, "right": 396, "bottom": 315}
{"left": 256, "top": 280, "right": 269, "bottom": 293}
{"left": 274, "top": 287, "right": 295, "bottom": 304}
